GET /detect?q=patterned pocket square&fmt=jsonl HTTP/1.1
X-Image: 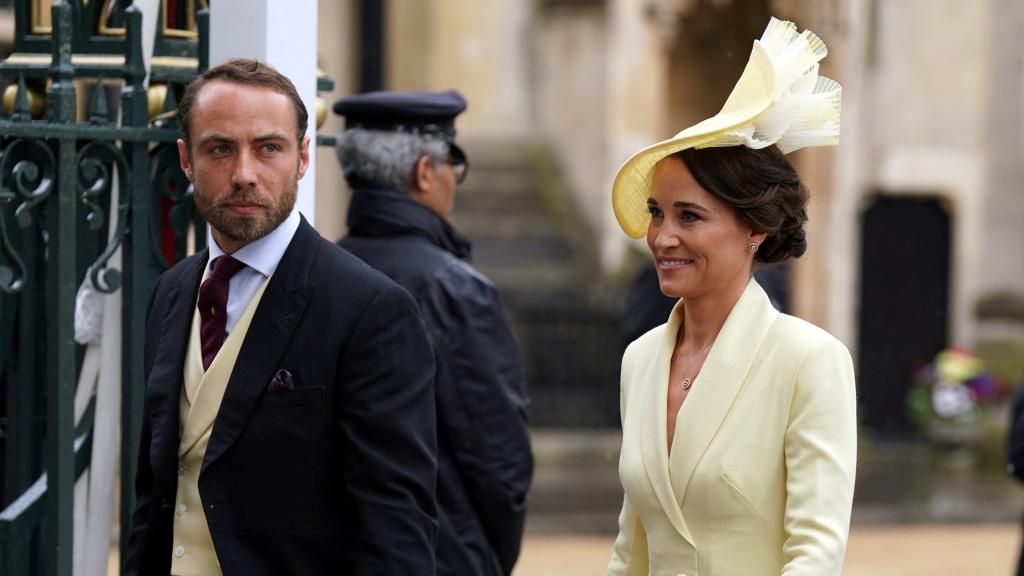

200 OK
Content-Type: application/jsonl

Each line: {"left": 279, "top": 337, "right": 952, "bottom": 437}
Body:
{"left": 268, "top": 368, "right": 295, "bottom": 391}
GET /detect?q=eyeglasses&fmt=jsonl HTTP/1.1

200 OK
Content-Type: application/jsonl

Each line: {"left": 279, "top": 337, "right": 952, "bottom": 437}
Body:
{"left": 445, "top": 155, "right": 469, "bottom": 185}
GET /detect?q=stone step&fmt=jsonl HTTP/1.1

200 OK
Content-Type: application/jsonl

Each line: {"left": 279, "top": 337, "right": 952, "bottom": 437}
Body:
{"left": 454, "top": 192, "right": 543, "bottom": 216}
{"left": 471, "top": 234, "right": 574, "bottom": 265}
{"left": 452, "top": 212, "right": 560, "bottom": 239}
{"left": 474, "top": 264, "right": 580, "bottom": 297}
{"left": 459, "top": 137, "right": 541, "bottom": 171}
{"left": 449, "top": 137, "right": 594, "bottom": 298}
{"left": 457, "top": 177, "right": 544, "bottom": 209}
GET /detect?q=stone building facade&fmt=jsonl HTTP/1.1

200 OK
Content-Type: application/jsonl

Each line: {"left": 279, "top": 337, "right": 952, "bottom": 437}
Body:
{"left": 2, "top": 0, "right": 1018, "bottom": 430}
{"left": 312, "top": 0, "right": 1023, "bottom": 431}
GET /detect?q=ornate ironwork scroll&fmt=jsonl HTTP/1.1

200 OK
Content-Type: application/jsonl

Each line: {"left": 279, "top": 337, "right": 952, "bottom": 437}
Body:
{"left": 0, "top": 138, "right": 55, "bottom": 294}
{"left": 76, "top": 140, "right": 129, "bottom": 293}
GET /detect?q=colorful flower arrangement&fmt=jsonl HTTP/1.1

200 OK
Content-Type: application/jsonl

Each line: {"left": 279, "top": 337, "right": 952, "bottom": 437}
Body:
{"left": 906, "top": 348, "right": 1007, "bottom": 444}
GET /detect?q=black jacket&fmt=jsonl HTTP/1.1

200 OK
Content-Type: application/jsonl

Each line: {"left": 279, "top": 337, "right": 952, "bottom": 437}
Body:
{"left": 126, "top": 218, "right": 438, "bottom": 575}
{"left": 339, "top": 188, "right": 533, "bottom": 576}
{"left": 1009, "top": 378, "right": 1024, "bottom": 483}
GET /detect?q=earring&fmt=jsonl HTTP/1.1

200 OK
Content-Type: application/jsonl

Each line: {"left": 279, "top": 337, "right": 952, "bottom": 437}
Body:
{"left": 748, "top": 242, "right": 759, "bottom": 253}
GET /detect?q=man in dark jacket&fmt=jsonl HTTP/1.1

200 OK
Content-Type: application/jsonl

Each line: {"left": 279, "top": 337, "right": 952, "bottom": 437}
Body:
{"left": 1008, "top": 377, "right": 1024, "bottom": 575}
{"left": 126, "top": 60, "right": 437, "bottom": 576}
{"left": 333, "top": 90, "right": 533, "bottom": 576}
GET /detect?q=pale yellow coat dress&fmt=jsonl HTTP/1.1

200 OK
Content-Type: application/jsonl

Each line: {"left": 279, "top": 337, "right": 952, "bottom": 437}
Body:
{"left": 607, "top": 279, "right": 857, "bottom": 576}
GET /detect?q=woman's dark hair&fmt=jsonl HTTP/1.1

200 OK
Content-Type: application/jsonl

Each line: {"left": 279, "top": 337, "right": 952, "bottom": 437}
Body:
{"left": 673, "top": 145, "right": 809, "bottom": 264}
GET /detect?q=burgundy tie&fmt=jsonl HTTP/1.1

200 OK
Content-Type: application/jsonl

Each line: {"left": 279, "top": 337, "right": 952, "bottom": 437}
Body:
{"left": 198, "top": 255, "right": 247, "bottom": 370}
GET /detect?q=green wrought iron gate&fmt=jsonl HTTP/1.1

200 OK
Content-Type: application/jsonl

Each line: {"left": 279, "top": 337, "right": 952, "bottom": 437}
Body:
{"left": 0, "top": 1, "right": 206, "bottom": 574}
{"left": 1, "top": 2, "right": 336, "bottom": 572}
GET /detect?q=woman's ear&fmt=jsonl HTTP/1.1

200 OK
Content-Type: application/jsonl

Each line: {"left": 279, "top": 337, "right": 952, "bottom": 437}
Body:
{"left": 750, "top": 229, "right": 769, "bottom": 251}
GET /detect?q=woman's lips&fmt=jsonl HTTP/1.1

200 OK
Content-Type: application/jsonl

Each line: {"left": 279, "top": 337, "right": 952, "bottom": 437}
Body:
{"left": 657, "top": 257, "right": 695, "bottom": 271}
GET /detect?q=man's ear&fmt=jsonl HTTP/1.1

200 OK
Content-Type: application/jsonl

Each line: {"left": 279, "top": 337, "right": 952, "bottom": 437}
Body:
{"left": 177, "top": 139, "right": 194, "bottom": 182}
{"left": 412, "top": 155, "right": 433, "bottom": 194}
{"left": 297, "top": 136, "right": 311, "bottom": 179}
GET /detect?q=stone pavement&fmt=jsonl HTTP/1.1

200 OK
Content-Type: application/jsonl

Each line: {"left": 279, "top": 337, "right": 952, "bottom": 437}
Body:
{"left": 514, "top": 523, "right": 1021, "bottom": 575}
{"left": 104, "top": 522, "right": 1019, "bottom": 575}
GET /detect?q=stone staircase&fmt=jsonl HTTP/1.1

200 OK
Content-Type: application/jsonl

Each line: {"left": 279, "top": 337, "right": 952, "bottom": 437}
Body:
{"left": 451, "top": 138, "right": 594, "bottom": 301}
{"left": 450, "top": 138, "right": 623, "bottom": 428}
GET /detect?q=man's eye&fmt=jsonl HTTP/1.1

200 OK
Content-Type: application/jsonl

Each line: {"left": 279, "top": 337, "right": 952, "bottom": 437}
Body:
{"left": 262, "top": 143, "right": 279, "bottom": 153}
{"left": 211, "top": 145, "right": 229, "bottom": 154}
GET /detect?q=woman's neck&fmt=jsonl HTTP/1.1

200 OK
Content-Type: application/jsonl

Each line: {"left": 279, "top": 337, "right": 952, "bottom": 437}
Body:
{"left": 678, "top": 276, "right": 750, "bottom": 351}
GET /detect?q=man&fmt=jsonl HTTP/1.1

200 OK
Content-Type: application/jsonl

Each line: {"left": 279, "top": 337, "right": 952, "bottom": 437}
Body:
{"left": 125, "top": 59, "right": 438, "bottom": 576}
{"left": 1009, "top": 376, "right": 1024, "bottom": 575}
{"left": 334, "top": 90, "right": 533, "bottom": 576}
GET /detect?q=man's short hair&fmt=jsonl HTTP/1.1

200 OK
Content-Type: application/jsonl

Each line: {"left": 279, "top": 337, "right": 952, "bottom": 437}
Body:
{"left": 335, "top": 128, "right": 447, "bottom": 192}
{"left": 177, "top": 58, "right": 309, "bottom": 148}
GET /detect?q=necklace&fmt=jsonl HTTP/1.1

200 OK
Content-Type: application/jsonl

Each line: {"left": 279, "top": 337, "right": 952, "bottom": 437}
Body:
{"left": 673, "top": 328, "right": 710, "bottom": 392}
{"left": 680, "top": 368, "right": 701, "bottom": 390}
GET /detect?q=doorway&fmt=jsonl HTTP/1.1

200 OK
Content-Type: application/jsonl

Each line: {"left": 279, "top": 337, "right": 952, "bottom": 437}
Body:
{"left": 858, "top": 195, "right": 951, "bottom": 433}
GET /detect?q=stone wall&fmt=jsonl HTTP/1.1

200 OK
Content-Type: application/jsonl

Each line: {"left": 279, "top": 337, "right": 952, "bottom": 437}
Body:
{"left": 312, "top": 0, "right": 1024, "bottom": 378}
{"left": 864, "top": 0, "right": 996, "bottom": 347}
{"left": 388, "top": 0, "right": 534, "bottom": 139}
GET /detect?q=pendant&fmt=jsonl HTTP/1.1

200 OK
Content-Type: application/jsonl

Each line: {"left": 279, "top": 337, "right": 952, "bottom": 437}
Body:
{"left": 681, "top": 378, "right": 692, "bottom": 390}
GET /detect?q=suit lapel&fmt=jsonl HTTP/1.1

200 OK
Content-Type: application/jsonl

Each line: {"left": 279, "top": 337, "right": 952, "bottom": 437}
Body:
{"left": 639, "top": 303, "right": 695, "bottom": 545}
{"left": 148, "top": 252, "right": 207, "bottom": 495}
{"left": 201, "top": 219, "right": 318, "bottom": 473}
{"left": 668, "top": 279, "right": 778, "bottom": 506}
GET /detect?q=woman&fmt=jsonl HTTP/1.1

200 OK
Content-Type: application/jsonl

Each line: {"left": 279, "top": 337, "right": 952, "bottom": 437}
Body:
{"left": 606, "top": 18, "right": 856, "bottom": 576}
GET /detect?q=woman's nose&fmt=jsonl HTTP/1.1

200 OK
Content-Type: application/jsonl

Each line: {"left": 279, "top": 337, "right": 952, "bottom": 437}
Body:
{"left": 653, "top": 226, "right": 680, "bottom": 250}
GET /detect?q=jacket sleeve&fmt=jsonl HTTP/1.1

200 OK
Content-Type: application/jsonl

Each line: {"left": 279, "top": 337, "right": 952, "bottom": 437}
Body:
{"left": 425, "top": 273, "right": 533, "bottom": 574}
{"left": 607, "top": 497, "right": 647, "bottom": 576}
{"left": 123, "top": 274, "right": 164, "bottom": 576}
{"left": 781, "top": 338, "right": 858, "bottom": 575}
{"left": 336, "top": 284, "right": 439, "bottom": 575}
{"left": 606, "top": 341, "right": 648, "bottom": 576}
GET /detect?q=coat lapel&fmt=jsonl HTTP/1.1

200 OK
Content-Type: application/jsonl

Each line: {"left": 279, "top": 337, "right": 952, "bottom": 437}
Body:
{"left": 201, "top": 218, "right": 318, "bottom": 473}
{"left": 148, "top": 252, "right": 207, "bottom": 495}
{"left": 668, "top": 279, "right": 778, "bottom": 506}
{"left": 639, "top": 304, "right": 695, "bottom": 545}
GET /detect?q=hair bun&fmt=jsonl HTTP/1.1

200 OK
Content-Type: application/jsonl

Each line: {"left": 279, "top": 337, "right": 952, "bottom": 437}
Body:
{"left": 755, "top": 183, "right": 808, "bottom": 264}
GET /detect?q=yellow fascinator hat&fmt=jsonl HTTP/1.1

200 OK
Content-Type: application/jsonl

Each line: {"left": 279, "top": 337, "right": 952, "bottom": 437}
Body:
{"left": 611, "top": 17, "right": 842, "bottom": 239}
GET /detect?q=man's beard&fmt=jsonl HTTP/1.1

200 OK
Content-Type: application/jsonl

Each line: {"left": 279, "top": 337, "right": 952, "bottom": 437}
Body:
{"left": 194, "top": 180, "right": 297, "bottom": 247}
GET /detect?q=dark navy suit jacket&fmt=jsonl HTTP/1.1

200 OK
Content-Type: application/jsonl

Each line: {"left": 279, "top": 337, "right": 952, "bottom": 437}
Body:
{"left": 125, "top": 217, "right": 438, "bottom": 575}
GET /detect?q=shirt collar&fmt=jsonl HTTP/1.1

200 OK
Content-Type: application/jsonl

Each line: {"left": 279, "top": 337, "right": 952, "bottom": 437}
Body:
{"left": 207, "top": 209, "right": 301, "bottom": 277}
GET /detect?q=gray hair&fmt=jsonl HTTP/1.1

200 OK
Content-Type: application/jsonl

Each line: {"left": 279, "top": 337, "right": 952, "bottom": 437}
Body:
{"left": 335, "top": 127, "right": 448, "bottom": 191}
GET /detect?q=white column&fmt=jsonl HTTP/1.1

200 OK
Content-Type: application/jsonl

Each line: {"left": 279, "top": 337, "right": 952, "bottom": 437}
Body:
{"left": 209, "top": 0, "right": 319, "bottom": 224}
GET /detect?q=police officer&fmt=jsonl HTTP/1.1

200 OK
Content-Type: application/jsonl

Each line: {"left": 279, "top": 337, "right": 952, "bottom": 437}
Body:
{"left": 333, "top": 90, "right": 533, "bottom": 576}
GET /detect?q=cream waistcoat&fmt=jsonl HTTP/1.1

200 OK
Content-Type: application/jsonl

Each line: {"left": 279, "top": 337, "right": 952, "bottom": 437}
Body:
{"left": 170, "top": 275, "right": 270, "bottom": 576}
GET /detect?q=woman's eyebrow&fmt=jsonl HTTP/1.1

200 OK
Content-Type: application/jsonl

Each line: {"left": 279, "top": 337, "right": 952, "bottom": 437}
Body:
{"left": 672, "top": 201, "right": 709, "bottom": 213}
